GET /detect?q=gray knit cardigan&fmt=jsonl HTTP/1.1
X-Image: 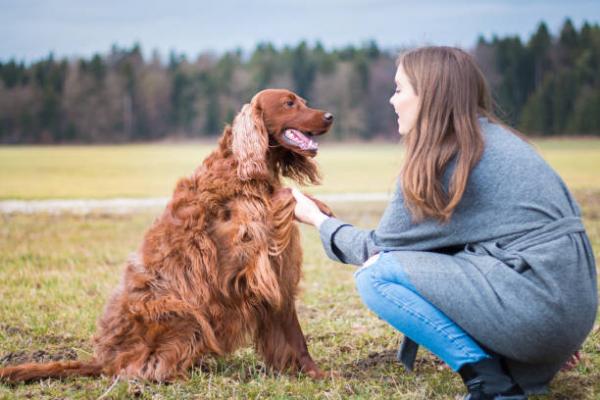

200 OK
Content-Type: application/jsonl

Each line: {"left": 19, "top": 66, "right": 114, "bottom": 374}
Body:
{"left": 318, "top": 117, "right": 598, "bottom": 394}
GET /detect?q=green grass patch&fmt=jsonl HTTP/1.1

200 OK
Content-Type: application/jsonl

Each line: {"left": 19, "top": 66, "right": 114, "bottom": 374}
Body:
{"left": 1, "top": 140, "right": 599, "bottom": 398}
{"left": 1, "top": 197, "right": 599, "bottom": 399}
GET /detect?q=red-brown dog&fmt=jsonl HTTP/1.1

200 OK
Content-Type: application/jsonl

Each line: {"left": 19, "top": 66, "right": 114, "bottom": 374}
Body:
{"left": 0, "top": 89, "right": 334, "bottom": 383}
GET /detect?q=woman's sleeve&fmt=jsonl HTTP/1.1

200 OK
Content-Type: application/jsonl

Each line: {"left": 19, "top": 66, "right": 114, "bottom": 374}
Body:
{"left": 318, "top": 217, "right": 380, "bottom": 265}
{"left": 318, "top": 185, "right": 413, "bottom": 265}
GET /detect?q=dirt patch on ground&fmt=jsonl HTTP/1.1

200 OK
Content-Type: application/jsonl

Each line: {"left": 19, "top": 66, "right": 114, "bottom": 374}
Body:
{"left": 0, "top": 348, "right": 79, "bottom": 366}
{"left": 351, "top": 349, "right": 400, "bottom": 370}
{"left": 345, "top": 348, "right": 447, "bottom": 377}
{"left": 0, "top": 324, "right": 89, "bottom": 366}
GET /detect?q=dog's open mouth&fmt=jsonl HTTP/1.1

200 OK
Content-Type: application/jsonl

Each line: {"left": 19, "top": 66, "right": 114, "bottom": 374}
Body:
{"left": 282, "top": 129, "right": 318, "bottom": 152}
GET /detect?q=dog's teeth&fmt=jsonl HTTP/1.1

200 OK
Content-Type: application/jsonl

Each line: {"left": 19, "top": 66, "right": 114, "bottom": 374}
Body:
{"left": 284, "top": 129, "right": 319, "bottom": 151}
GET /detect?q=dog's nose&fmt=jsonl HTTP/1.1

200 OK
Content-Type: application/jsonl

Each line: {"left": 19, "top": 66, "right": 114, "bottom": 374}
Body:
{"left": 323, "top": 113, "right": 334, "bottom": 122}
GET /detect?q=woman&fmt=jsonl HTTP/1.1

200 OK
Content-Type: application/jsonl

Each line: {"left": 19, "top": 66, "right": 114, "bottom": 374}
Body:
{"left": 291, "top": 46, "right": 597, "bottom": 399}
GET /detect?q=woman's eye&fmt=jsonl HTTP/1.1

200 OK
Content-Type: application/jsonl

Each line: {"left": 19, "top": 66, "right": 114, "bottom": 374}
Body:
{"left": 395, "top": 88, "right": 401, "bottom": 93}
{"left": 286, "top": 100, "right": 294, "bottom": 107}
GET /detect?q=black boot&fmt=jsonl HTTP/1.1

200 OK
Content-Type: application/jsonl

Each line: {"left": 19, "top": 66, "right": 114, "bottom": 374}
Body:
{"left": 458, "top": 356, "right": 527, "bottom": 400}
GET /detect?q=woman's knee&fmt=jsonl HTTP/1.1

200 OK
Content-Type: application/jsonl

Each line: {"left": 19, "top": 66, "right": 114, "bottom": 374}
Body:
{"left": 354, "top": 267, "right": 381, "bottom": 312}
{"left": 366, "top": 252, "right": 418, "bottom": 292}
{"left": 355, "top": 255, "right": 404, "bottom": 314}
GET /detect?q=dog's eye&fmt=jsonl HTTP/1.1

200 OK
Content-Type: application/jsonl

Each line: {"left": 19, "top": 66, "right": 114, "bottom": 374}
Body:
{"left": 285, "top": 100, "right": 294, "bottom": 107}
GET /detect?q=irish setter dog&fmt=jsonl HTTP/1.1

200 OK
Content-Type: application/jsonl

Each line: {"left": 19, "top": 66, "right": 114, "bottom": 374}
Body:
{"left": 0, "top": 89, "right": 334, "bottom": 383}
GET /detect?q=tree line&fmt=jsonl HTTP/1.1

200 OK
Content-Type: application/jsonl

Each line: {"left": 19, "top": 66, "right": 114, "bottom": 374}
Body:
{"left": 0, "top": 19, "right": 598, "bottom": 144}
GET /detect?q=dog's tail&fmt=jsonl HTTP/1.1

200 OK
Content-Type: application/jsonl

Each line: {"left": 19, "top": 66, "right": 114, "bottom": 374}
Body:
{"left": 0, "top": 360, "right": 103, "bottom": 383}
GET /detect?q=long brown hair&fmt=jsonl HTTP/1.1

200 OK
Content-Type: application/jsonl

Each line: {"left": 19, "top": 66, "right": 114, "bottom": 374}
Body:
{"left": 398, "top": 46, "right": 497, "bottom": 223}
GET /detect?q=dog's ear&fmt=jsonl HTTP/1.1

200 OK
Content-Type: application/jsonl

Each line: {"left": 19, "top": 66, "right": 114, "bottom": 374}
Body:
{"left": 231, "top": 102, "right": 269, "bottom": 181}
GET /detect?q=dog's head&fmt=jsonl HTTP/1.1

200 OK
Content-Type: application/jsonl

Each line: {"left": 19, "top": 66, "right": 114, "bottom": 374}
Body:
{"left": 231, "top": 89, "right": 334, "bottom": 182}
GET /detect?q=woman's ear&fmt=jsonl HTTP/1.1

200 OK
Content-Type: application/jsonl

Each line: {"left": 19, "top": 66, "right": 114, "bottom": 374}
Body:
{"left": 231, "top": 102, "right": 269, "bottom": 181}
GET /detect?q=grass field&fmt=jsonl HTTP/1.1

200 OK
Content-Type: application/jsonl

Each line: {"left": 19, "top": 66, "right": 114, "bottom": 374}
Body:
{"left": 1, "top": 142, "right": 599, "bottom": 399}
{"left": 1, "top": 139, "right": 600, "bottom": 199}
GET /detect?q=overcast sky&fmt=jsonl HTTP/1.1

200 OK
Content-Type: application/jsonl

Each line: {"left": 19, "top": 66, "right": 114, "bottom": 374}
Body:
{"left": 1, "top": 0, "right": 599, "bottom": 62}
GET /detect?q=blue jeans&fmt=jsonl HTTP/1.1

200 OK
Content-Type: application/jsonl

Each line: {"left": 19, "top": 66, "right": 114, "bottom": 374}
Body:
{"left": 354, "top": 251, "right": 490, "bottom": 371}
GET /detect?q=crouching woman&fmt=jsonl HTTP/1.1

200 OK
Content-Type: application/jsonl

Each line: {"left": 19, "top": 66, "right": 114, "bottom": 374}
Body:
{"left": 291, "top": 46, "right": 598, "bottom": 399}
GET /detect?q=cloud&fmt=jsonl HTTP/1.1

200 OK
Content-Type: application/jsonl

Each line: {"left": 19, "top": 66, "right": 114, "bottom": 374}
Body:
{"left": 1, "top": 0, "right": 598, "bottom": 62}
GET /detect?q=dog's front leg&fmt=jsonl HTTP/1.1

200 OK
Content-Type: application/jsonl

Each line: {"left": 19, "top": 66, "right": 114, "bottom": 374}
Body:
{"left": 255, "top": 305, "right": 324, "bottom": 379}
{"left": 279, "top": 306, "right": 325, "bottom": 379}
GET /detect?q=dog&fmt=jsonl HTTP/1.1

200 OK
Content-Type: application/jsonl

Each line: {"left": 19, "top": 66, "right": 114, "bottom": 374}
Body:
{"left": 0, "top": 89, "right": 334, "bottom": 383}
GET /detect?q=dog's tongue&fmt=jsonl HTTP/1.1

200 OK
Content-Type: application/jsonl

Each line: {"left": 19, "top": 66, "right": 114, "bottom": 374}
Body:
{"left": 284, "top": 129, "right": 318, "bottom": 151}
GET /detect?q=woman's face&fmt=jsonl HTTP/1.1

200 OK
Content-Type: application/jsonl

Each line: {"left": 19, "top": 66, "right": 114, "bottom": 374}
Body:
{"left": 389, "top": 65, "right": 420, "bottom": 136}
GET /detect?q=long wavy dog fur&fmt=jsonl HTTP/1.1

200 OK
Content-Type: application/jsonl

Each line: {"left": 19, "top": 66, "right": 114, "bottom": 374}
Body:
{"left": 0, "top": 89, "right": 334, "bottom": 383}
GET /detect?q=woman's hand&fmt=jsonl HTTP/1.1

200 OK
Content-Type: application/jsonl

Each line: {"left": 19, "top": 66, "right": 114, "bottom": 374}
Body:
{"left": 291, "top": 188, "right": 329, "bottom": 228}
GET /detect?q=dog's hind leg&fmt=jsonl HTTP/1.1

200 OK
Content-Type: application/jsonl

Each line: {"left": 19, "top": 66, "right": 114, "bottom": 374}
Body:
{"left": 116, "top": 321, "right": 202, "bottom": 382}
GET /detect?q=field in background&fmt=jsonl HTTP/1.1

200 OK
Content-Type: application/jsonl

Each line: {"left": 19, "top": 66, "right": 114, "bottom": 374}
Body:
{"left": 1, "top": 141, "right": 599, "bottom": 399}
{"left": 1, "top": 139, "right": 600, "bottom": 199}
